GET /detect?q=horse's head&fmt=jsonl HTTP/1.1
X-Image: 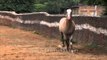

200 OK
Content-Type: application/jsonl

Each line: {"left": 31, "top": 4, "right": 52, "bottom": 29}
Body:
{"left": 66, "top": 9, "right": 72, "bottom": 20}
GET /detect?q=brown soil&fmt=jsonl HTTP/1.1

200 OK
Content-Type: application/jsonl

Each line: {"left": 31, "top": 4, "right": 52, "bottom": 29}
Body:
{"left": 0, "top": 26, "right": 107, "bottom": 60}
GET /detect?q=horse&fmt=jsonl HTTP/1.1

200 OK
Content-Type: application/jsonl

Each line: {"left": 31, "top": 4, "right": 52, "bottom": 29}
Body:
{"left": 59, "top": 9, "right": 75, "bottom": 52}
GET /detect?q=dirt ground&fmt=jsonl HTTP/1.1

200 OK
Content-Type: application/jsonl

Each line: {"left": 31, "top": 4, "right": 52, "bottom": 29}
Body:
{"left": 0, "top": 26, "right": 107, "bottom": 60}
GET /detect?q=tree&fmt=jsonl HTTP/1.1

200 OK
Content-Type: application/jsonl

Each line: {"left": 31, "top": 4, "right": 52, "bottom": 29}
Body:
{"left": 34, "top": 4, "right": 46, "bottom": 12}
{"left": 0, "top": 0, "right": 35, "bottom": 13}
{"left": 35, "top": 0, "right": 80, "bottom": 14}
{"left": 80, "top": 0, "right": 104, "bottom": 5}
{"left": 0, "top": 0, "right": 80, "bottom": 13}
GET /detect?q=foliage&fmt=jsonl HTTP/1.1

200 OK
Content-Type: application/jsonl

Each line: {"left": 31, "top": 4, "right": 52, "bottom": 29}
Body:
{"left": 0, "top": 0, "right": 80, "bottom": 13}
{"left": 35, "top": 0, "right": 80, "bottom": 14}
{"left": 0, "top": 0, "right": 107, "bottom": 14}
{"left": 80, "top": 0, "right": 104, "bottom": 5}
{"left": 34, "top": 4, "right": 46, "bottom": 12}
{"left": 0, "top": 0, "right": 35, "bottom": 13}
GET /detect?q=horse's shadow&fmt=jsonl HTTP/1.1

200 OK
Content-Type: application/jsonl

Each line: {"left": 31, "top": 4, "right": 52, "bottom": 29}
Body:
{"left": 75, "top": 46, "right": 107, "bottom": 55}
{"left": 55, "top": 45, "right": 107, "bottom": 55}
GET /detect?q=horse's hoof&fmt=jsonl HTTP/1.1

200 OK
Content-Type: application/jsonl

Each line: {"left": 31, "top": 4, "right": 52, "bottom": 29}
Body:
{"left": 57, "top": 45, "right": 66, "bottom": 49}
{"left": 57, "top": 45, "right": 62, "bottom": 48}
{"left": 70, "top": 50, "right": 74, "bottom": 53}
{"left": 69, "top": 49, "right": 78, "bottom": 53}
{"left": 57, "top": 45, "right": 66, "bottom": 51}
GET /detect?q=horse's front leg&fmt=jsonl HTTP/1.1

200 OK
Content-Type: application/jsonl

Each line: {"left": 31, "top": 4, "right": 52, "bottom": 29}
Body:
{"left": 66, "top": 39, "right": 70, "bottom": 51}
{"left": 61, "top": 32, "right": 65, "bottom": 47}
{"left": 58, "top": 32, "right": 66, "bottom": 49}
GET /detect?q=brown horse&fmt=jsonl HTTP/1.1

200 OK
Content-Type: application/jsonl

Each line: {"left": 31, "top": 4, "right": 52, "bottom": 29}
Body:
{"left": 59, "top": 9, "right": 75, "bottom": 51}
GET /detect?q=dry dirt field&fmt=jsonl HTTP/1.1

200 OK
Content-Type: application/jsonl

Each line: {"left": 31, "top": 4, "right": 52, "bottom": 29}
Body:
{"left": 0, "top": 25, "right": 107, "bottom": 60}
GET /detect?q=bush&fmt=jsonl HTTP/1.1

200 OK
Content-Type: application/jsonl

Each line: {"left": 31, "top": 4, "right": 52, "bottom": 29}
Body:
{"left": 0, "top": 0, "right": 35, "bottom": 13}
{"left": 34, "top": 4, "right": 46, "bottom": 12}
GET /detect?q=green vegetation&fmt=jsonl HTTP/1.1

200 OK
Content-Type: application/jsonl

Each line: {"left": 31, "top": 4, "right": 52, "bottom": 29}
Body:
{"left": 0, "top": 0, "right": 80, "bottom": 13}
{"left": 80, "top": 0, "right": 104, "bottom": 5}
{"left": 0, "top": 0, "right": 107, "bottom": 14}
{"left": 35, "top": 0, "right": 80, "bottom": 14}
{"left": 0, "top": 0, "right": 35, "bottom": 13}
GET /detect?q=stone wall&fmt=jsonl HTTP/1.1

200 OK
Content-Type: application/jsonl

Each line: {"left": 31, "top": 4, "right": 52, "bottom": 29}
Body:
{"left": 0, "top": 11, "right": 107, "bottom": 46}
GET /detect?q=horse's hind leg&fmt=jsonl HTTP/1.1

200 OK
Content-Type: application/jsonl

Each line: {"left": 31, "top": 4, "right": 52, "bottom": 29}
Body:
{"left": 69, "top": 29, "right": 75, "bottom": 51}
{"left": 69, "top": 35, "right": 73, "bottom": 50}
